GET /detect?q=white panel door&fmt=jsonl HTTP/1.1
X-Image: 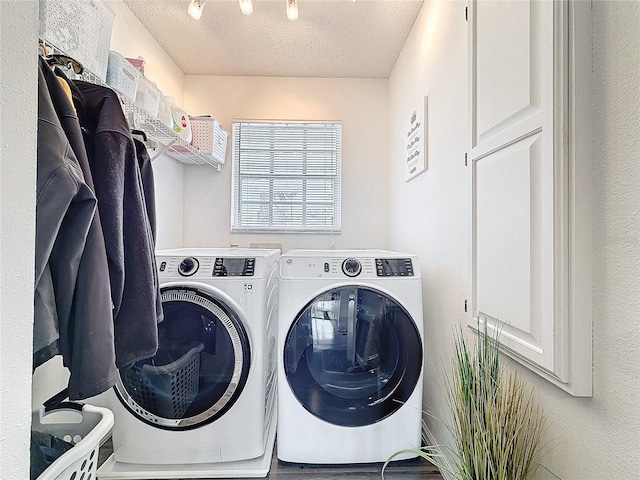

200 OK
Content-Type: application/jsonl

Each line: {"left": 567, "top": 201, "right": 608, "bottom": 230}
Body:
{"left": 473, "top": 132, "right": 555, "bottom": 372}
{"left": 468, "top": 0, "right": 594, "bottom": 394}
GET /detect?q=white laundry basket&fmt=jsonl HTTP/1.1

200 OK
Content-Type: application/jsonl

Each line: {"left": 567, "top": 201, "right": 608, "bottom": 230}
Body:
{"left": 32, "top": 402, "right": 114, "bottom": 480}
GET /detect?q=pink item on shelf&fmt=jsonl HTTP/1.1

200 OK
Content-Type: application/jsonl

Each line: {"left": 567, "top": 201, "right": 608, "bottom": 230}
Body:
{"left": 126, "top": 57, "right": 145, "bottom": 73}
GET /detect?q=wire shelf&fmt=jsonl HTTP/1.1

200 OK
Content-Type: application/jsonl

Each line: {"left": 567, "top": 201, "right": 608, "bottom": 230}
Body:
{"left": 41, "top": 39, "right": 222, "bottom": 169}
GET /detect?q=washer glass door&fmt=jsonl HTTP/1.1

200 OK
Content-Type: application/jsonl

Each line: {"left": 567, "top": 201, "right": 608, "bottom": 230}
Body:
{"left": 284, "top": 286, "right": 422, "bottom": 427}
{"left": 115, "top": 286, "right": 251, "bottom": 430}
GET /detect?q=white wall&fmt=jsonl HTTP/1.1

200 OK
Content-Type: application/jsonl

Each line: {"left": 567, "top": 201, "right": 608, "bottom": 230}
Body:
{"left": 388, "top": 0, "right": 470, "bottom": 464}
{"left": 153, "top": 155, "right": 185, "bottom": 249}
{"left": 0, "top": 2, "right": 39, "bottom": 478}
{"left": 388, "top": 1, "right": 640, "bottom": 479}
{"left": 182, "top": 76, "right": 390, "bottom": 252}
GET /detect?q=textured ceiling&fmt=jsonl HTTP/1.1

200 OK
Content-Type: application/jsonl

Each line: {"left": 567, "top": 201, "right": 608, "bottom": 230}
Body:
{"left": 123, "top": 0, "right": 424, "bottom": 78}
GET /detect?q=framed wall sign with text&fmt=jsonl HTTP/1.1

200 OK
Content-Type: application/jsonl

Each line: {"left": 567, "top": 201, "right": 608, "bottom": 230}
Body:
{"left": 404, "top": 96, "right": 428, "bottom": 181}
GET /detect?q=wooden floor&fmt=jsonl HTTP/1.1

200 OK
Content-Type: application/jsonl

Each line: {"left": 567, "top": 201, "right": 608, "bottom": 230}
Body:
{"left": 99, "top": 439, "right": 443, "bottom": 480}
{"left": 261, "top": 456, "right": 443, "bottom": 480}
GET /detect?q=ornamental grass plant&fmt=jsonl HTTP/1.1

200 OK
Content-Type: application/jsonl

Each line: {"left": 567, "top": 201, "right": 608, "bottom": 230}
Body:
{"left": 383, "top": 322, "right": 547, "bottom": 480}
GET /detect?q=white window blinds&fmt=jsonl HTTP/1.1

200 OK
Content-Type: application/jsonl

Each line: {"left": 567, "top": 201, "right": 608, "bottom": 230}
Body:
{"left": 231, "top": 120, "right": 342, "bottom": 233}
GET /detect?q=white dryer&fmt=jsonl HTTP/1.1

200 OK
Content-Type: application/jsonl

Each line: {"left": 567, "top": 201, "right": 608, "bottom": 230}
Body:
{"left": 98, "top": 248, "right": 279, "bottom": 476}
{"left": 277, "top": 250, "right": 424, "bottom": 464}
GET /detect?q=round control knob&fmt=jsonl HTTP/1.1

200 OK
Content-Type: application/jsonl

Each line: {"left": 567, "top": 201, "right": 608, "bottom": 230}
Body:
{"left": 178, "top": 257, "right": 199, "bottom": 276}
{"left": 342, "top": 258, "right": 362, "bottom": 277}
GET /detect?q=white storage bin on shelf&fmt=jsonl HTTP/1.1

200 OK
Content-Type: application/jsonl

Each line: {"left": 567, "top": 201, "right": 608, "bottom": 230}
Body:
{"left": 135, "top": 76, "right": 161, "bottom": 119}
{"left": 106, "top": 51, "right": 141, "bottom": 103}
{"left": 39, "top": 0, "right": 114, "bottom": 80}
{"left": 189, "top": 117, "right": 229, "bottom": 164}
{"left": 32, "top": 402, "right": 114, "bottom": 480}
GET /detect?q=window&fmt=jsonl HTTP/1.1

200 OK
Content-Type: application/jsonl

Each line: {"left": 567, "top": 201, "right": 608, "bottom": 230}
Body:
{"left": 231, "top": 120, "right": 342, "bottom": 233}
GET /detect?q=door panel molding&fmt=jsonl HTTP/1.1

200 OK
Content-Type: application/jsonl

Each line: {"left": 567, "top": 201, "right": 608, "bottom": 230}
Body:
{"left": 473, "top": 133, "right": 555, "bottom": 372}
{"left": 470, "top": 0, "right": 553, "bottom": 150}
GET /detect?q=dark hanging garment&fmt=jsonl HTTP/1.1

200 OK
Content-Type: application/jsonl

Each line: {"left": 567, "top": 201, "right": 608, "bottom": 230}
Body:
{"left": 133, "top": 138, "right": 163, "bottom": 324}
{"left": 73, "top": 81, "right": 160, "bottom": 368}
{"left": 133, "top": 138, "right": 157, "bottom": 241}
{"left": 35, "top": 59, "right": 118, "bottom": 399}
{"left": 34, "top": 60, "right": 94, "bottom": 366}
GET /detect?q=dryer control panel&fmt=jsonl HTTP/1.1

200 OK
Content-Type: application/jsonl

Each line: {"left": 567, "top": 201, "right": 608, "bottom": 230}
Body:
{"left": 281, "top": 253, "right": 416, "bottom": 279}
{"left": 375, "top": 258, "right": 414, "bottom": 277}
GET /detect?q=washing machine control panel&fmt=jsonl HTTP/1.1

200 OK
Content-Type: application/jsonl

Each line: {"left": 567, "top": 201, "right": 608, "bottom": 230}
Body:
{"left": 213, "top": 257, "right": 255, "bottom": 277}
{"left": 157, "top": 256, "right": 257, "bottom": 277}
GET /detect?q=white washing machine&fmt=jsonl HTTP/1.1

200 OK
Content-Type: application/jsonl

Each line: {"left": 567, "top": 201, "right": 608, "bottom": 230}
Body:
{"left": 277, "top": 249, "right": 424, "bottom": 464}
{"left": 97, "top": 248, "right": 279, "bottom": 478}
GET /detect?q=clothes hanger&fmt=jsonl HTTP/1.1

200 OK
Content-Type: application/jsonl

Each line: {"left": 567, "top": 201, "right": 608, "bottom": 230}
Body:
{"left": 38, "top": 42, "right": 78, "bottom": 112}
{"left": 47, "top": 54, "right": 84, "bottom": 75}
{"left": 131, "top": 129, "right": 148, "bottom": 142}
{"left": 38, "top": 42, "right": 84, "bottom": 75}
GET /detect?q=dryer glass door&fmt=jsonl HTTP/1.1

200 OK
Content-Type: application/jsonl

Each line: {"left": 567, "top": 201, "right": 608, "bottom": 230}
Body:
{"left": 115, "top": 286, "right": 251, "bottom": 430}
{"left": 284, "top": 286, "right": 422, "bottom": 427}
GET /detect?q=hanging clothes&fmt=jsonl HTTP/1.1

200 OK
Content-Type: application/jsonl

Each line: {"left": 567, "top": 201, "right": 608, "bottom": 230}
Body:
{"left": 35, "top": 58, "right": 118, "bottom": 400}
{"left": 72, "top": 80, "right": 161, "bottom": 368}
{"left": 133, "top": 137, "right": 164, "bottom": 325}
{"left": 134, "top": 138, "right": 157, "bottom": 241}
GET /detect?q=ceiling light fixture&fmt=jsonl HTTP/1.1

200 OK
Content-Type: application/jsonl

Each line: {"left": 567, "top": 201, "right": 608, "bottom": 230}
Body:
{"left": 188, "top": 0, "right": 206, "bottom": 20}
{"left": 238, "top": 0, "right": 253, "bottom": 15}
{"left": 286, "top": 0, "right": 298, "bottom": 21}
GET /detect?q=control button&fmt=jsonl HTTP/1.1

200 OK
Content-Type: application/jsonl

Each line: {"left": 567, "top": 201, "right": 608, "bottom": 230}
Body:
{"left": 324, "top": 262, "right": 330, "bottom": 272}
{"left": 342, "top": 258, "right": 362, "bottom": 277}
{"left": 178, "top": 257, "right": 199, "bottom": 276}
{"left": 159, "top": 261, "right": 166, "bottom": 272}
{"left": 213, "top": 258, "right": 223, "bottom": 276}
